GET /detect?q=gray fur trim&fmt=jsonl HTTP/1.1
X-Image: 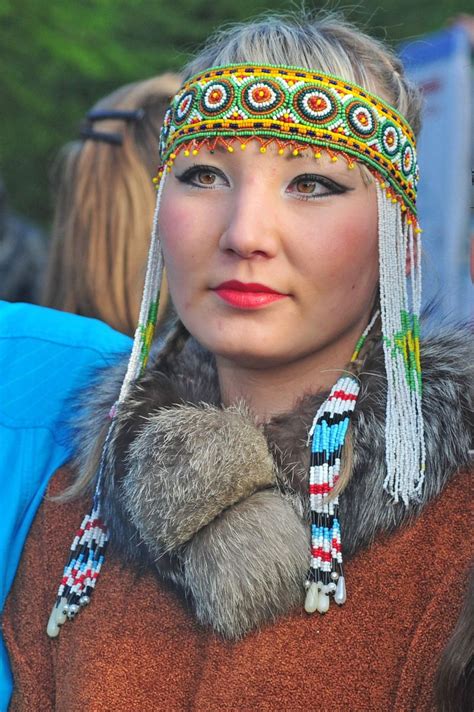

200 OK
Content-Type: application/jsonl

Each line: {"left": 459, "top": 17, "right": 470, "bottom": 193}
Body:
{"left": 341, "top": 330, "right": 473, "bottom": 555}
{"left": 72, "top": 328, "right": 473, "bottom": 638}
{"left": 71, "top": 358, "right": 129, "bottom": 494}
{"left": 123, "top": 403, "right": 275, "bottom": 556}
{"left": 183, "top": 490, "right": 309, "bottom": 638}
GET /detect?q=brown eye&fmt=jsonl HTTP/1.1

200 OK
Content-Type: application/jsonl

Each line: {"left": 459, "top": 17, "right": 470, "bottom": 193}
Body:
{"left": 197, "top": 171, "right": 216, "bottom": 186}
{"left": 176, "top": 165, "right": 230, "bottom": 189}
{"left": 296, "top": 179, "right": 317, "bottom": 194}
{"left": 287, "top": 174, "right": 348, "bottom": 200}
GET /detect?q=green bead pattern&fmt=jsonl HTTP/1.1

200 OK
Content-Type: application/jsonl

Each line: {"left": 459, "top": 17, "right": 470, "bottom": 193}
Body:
{"left": 384, "top": 311, "right": 422, "bottom": 394}
{"left": 139, "top": 299, "right": 160, "bottom": 373}
{"left": 159, "top": 64, "right": 419, "bottom": 215}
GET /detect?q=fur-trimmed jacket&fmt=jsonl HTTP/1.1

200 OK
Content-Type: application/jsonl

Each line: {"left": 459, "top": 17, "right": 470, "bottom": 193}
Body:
{"left": 4, "top": 329, "right": 473, "bottom": 711}
{"left": 79, "top": 329, "right": 473, "bottom": 638}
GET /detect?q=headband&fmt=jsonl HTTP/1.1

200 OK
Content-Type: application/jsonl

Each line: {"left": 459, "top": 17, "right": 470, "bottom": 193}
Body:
{"left": 157, "top": 64, "right": 418, "bottom": 218}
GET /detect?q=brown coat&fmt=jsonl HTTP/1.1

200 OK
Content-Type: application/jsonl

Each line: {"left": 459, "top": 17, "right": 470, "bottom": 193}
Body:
{"left": 4, "top": 466, "right": 472, "bottom": 712}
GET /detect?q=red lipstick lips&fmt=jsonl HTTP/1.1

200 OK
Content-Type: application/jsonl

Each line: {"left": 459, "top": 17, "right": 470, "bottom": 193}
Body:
{"left": 213, "top": 280, "right": 287, "bottom": 309}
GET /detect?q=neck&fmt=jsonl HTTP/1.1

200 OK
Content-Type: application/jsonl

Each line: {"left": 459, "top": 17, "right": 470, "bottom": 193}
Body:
{"left": 216, "top": 327, "right": 364, "bottom": 423}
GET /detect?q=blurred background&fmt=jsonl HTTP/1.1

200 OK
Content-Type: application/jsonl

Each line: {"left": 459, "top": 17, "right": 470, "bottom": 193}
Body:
{"left": 0, "top": 0, "right": 472, "bottom": 320}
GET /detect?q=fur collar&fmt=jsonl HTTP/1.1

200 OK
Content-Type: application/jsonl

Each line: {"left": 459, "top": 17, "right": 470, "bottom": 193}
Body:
{"left": 73, "top": 329, "right": 473, "bottom": 638}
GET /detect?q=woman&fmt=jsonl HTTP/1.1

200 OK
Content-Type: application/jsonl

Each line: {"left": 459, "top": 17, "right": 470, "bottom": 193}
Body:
{"left": 4, "top": 13, "right": 472, "bottom": 711}
{"left": 42, "top": 73, "right": 180, "bottom": 334}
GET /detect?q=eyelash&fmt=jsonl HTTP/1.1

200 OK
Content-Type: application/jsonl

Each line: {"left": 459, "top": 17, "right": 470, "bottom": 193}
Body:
{"left": 288, "top": 174, "right": 348, "bottom": 201}
{"left": 175, "top": 165, "right": 228, "bottom": 189}
{"left": 175, "top": 165, "right": 348, "bottom": 199}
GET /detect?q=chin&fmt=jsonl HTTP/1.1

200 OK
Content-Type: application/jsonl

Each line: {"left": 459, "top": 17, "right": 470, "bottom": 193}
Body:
{"left": 191, "top": 328, "right": 298, "bottom": 369}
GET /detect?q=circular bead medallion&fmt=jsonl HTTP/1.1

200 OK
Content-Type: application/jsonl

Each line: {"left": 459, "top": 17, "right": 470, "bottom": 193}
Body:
{"left": 174, "top": 88, "right": 197, "bottom": 125}
{"left": 159, "top": 107, "right": 172, "bottom": 155}
{"left": 200, "top": 80, "right": 234, "bottom": 115}
{"left": 346, "top": 101, "right": 377, "bottom": 138}
{"left": 402, "top": 142, "right": 414, "bottom": 177}
{"left": 293, "top": 86, "right": 339, "bottom": 124}
{"left": 413, "top": 163, "right": 420, "bottom": 189}
{"left": 381, "top": 121, "right": 400, "bottom": 156}
{"left": 241, "top": 79, "right": 285, "bottom": 115}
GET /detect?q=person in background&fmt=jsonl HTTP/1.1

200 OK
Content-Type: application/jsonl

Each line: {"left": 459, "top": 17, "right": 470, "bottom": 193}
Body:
{"left": 42, "top": 73, "right": 180, "bottom": 335}
{"left": 0, "top": 175, "right": 47, "bottom": 303}
{"left": 0, "top": 301, "right": 132, "bottom": 708}
{"left": 0, "top": 73, "right": 178, "bottom": 708}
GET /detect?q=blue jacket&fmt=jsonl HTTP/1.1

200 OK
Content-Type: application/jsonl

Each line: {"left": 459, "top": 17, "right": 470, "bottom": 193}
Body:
{"left": 0, "top": 302, "right": 131, "bottom": 709}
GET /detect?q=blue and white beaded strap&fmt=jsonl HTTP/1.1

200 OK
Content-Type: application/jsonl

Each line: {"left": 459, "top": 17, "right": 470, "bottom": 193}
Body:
{"left": 46, "top": 415, "right": 115, "bottom": 638}
{"left": 304, "top": 375, "right": 360, "bottom": 614}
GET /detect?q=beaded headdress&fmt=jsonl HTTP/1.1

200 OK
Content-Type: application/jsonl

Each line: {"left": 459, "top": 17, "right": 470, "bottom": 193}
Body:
{"left": 47, "top": 64, "right": 425, "bottom": 635}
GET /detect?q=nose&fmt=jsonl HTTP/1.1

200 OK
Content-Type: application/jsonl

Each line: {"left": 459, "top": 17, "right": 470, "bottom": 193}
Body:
{"left": 219, "top": 181, "right": 279, "bottom": 259}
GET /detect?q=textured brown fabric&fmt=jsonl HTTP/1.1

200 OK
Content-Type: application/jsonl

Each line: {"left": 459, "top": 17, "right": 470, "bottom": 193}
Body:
{"left": 4, "top": 466, "right": 472, "bottom": 712}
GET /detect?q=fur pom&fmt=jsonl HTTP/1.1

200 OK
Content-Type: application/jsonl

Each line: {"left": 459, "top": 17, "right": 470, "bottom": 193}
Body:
{"left": 184, "top": 489, "right": 308, "bottom": 638}
{"left": 123, "top": 403, "right": 276, "bottom": 556}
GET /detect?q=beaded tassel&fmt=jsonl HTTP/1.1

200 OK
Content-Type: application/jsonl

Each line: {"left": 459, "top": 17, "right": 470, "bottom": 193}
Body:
{"left": 377, "top": 182, "right": 425, "bottom": 504}
{"left": 47, "top": 174, "right": 168, "bottom": 638}
{"left": 46, "top": 505, "right": 108, "bottom": 636}
{"left": 304, "top": 311, "right": 379, "bottom": 614}
{"left": 119, "top": 170, "right": 168, "bottom": 401}
{"left": 46, "top": 422, "right": 113, "bottom": 637}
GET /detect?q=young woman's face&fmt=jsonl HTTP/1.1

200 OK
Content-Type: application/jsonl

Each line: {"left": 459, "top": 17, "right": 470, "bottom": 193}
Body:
{"left": 159, "top": 142, "right": 379, "bottom": 369}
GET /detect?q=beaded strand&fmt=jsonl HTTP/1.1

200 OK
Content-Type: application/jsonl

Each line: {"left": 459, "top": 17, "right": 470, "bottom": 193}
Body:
{"left": 46, "top": 419, "right": 115, "bottom": 636}
{"left": 46, "top": 174, "right": 169, "bottom": 638}
{"left": 119, "top": 169, "right": 168, "bottom": 401}
{"left": 376, "top": 182, "right": 425, "bottom": 504}
{"left": 304, "top": 312, "right": 379, "bottom": 614}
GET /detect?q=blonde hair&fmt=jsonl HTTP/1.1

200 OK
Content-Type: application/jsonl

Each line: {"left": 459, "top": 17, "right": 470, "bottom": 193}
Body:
{"left": 184, "top": 12, "right": 422, "bottom": 136}
{"left": 42, "top": 73, "right": 180, "bottom": 335}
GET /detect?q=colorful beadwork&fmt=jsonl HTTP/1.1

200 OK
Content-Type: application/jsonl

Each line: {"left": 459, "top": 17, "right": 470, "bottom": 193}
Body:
{"left": 46, "top": 420, "right": 114, "bottom": 637}
{"left": 304, "top": 375, "right": 358, "bottom": 613}
{"left": 47, "top": 172, "right": 169, "bottom": 638}
{"left": 157, "top": 64, "right": 418, "bottom": 215}
{"left": 47, "top": 508, "right": 108, "bottom": 633}
{"left": 304, "top": 310, "right": 379, "bottom": 614}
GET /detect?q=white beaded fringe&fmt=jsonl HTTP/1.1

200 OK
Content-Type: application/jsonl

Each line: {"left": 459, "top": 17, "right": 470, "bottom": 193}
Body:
{"left": 118, "top": 172, "right": 167, "bottom": 404}
{"left": 376, "top": 183, "right": 425, "bottom": 504}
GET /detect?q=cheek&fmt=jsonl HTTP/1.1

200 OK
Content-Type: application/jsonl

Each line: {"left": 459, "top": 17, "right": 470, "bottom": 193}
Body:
{"left": 159, "top": 195, "right": 201, "bottom": 277}
{"left": 294, "top": 196, "right": 378, "bottom": 288}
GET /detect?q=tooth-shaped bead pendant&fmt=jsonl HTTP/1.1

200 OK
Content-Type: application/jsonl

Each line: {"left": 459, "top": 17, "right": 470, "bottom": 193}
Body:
{"left": 317, "top": 591, "right": 330, "bottom": 613}
{"left": 47, "top": 605, "right": 60, "bottom": 638}
{"left": 304, "top": 582, "right": 319, "bottom": 613}
{"left": 334, "top": 576, "right": 347, "bottom": 605}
